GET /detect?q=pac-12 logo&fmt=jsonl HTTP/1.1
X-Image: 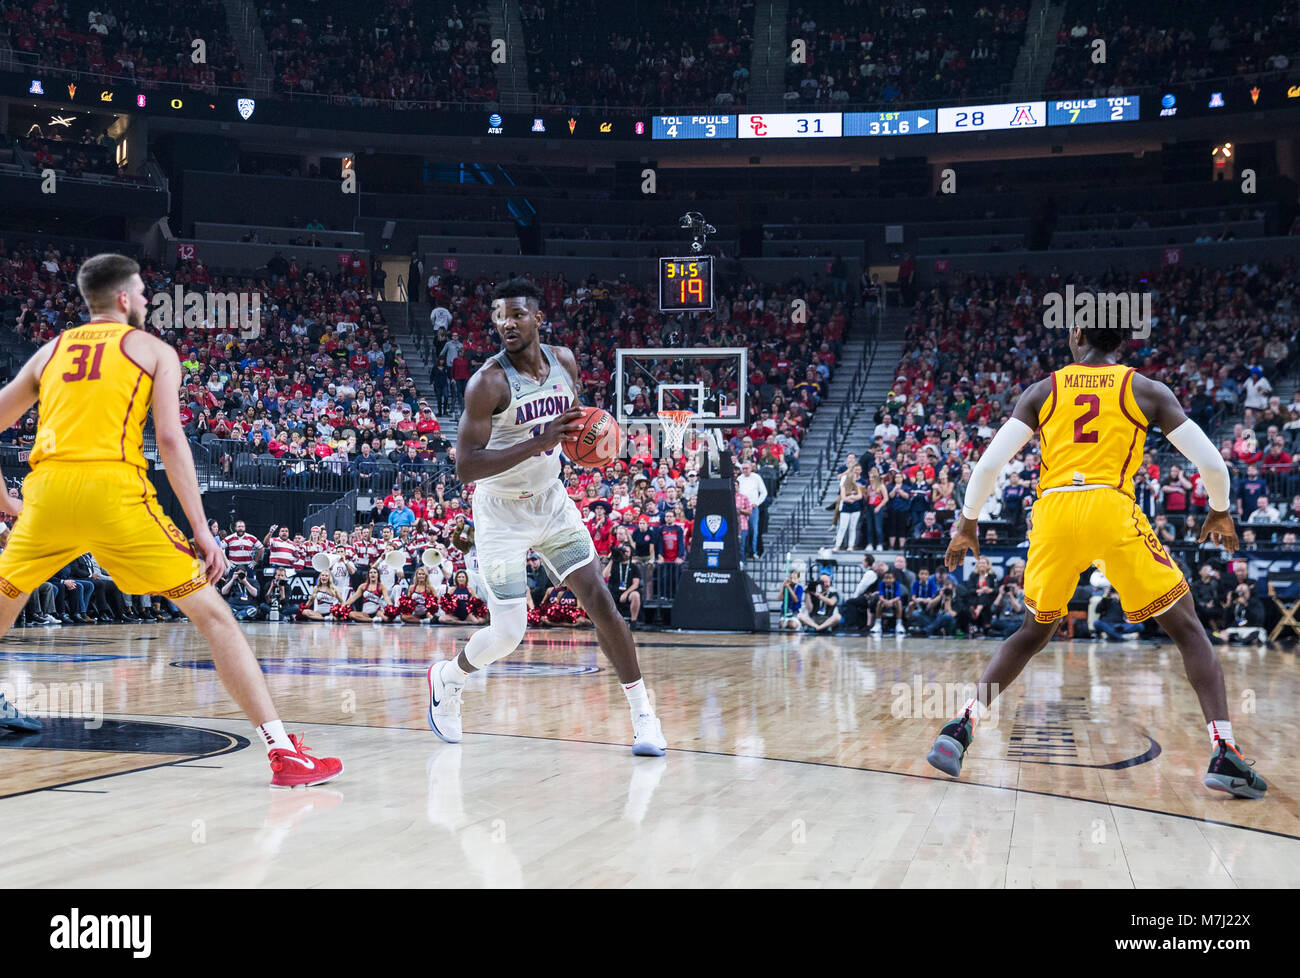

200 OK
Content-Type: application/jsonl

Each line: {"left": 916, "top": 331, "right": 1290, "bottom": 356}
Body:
{"left": 701, "top": 514, "right": 727, "bottom": 546}
{"left": 237, "top": 98, "right": 255, "bottom": 120}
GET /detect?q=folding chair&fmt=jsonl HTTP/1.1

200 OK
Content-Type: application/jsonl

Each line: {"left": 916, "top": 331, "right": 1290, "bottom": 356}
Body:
{"left": 1267, "top": 572, "right": 1300, "bottom": 641}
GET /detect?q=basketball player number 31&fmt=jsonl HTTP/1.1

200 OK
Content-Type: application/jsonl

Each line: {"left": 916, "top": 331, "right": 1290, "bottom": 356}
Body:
{"left": 1073, "top": 394, "right": 1099, "bottom": 443}
{"left": 62, "top": 342, "right": 107, "bottom": 382}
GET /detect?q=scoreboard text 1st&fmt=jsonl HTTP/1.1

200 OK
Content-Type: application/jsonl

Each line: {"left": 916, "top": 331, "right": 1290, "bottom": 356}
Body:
{"left": 658, "top": 256, "right": 714, "bottom": 312}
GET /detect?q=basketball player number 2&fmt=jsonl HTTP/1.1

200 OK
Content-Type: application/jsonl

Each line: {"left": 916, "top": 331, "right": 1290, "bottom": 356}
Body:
{"left": 62, "top": 342, "right": 106, "bottom": 382}
{"left": 1073, "top": 394, "right": 1100, "bottom": 443}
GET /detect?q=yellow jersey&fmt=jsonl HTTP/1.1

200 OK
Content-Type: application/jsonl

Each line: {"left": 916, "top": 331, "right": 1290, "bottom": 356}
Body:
{"left": 1037, "top": 363, "right": 1148, "bottom": 499}
{"left": 30, "top": 320, "right": 152, "bottom": 470}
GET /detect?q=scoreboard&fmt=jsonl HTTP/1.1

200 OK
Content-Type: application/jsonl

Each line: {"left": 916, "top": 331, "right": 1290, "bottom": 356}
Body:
{"left": 653, "top": 115, "right": 737, "bottom": 139}
{"left": 659, "top": 256, "right": 714, "bottom": 312}
{"left": 843, "top": 110, "right": 935, "bottom": 136}
{"left": 1047, "top": 97, "right": 1141, "bottom": 125}
{"left": 654, "top": 96, "right": 1141, "bottom": 140}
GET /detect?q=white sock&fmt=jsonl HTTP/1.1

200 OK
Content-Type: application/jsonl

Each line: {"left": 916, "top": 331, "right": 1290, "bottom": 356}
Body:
{"left": 1208, "top": 720, "right": 1234, "bottom": 749}
{"left": 443, "top": 656, "right": 469, "bottom": 684}
{"left": 256, "top": 719, "right": 295, "bottom": 753}
{"left": 623, "top": 678, "right": 652, "bottom": 716}
{"left": 961, "top": 697, "right": 988, "bottom": 731}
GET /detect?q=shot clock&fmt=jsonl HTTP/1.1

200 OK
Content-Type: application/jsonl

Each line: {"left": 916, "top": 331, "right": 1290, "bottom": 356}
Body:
{"left": 658, "top": 256, "right": 714, "bottom": 312}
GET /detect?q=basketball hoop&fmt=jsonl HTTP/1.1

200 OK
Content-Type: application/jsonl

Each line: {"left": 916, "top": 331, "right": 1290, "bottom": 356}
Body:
{"left": 658, "top": 409, "right": 695, "bottom": 455}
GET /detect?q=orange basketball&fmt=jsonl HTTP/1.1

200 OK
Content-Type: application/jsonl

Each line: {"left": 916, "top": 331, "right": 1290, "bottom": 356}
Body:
{"left": 567, "top": 406, "right": 620, "bottom": 468}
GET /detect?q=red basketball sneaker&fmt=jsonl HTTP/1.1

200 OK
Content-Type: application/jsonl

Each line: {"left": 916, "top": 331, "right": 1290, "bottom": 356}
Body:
{"left": 268, "top": 732, "right": 344, "bottom": 788}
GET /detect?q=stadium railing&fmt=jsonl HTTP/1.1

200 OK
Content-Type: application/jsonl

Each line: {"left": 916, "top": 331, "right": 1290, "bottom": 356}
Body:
{"left": 752, "top": 305, "right": 880, "bottom": 596}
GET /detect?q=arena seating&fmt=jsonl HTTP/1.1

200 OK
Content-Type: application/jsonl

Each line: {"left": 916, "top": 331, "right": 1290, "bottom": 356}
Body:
{"left": 2, "top": 0, "right": 245, "bottom": 89}
{"left": 518, "top": 0, "right": 755, "bottom": 109}
{"left": 258, "top": 0, "right": 498, "bottom": 103}
{"left": 784, "top": 1, "right": 1028, "bottom": 107}
{"left": 1046, "top": 0, "right": 1300, "bottom": 94}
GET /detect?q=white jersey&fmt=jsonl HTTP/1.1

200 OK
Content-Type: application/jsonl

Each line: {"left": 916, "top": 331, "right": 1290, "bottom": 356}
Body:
{"left": 474, "top": 345, "right": 576, "bottom": 499}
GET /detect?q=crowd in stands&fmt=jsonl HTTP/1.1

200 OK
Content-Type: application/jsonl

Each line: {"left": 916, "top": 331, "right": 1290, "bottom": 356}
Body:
{"left": 2, "top": 0, "right": 245, "bottom": 90}
{"left": 1045, "top": 0, "right": 1300, "bottom": 94}
{"left": 258, "top": 0, "right": 499, "bottom": 104}
{"left": 784, "top": 1, "right": 1028, "bottom": 108}
{"left": 519, "top": 0, "right": 754, "bottom": 109}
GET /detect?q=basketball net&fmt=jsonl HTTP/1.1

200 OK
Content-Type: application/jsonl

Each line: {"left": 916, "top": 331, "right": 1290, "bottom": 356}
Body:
{"left": 658, "top": 409, "right": 694, "bottom": 456}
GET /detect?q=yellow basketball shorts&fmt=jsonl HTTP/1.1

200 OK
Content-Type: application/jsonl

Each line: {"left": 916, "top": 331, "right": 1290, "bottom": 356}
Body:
{"left": 1022, "top": 488, "right": 1188, "bottom": 624}
{"left": 0, "top": 462, "right": 208, "bottom": 600}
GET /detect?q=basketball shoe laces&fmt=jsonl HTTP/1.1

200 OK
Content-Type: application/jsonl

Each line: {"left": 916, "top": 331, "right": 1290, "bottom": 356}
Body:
{"left": 439, "top": 678, "right": 464, "bottom": 712}
{"left": 272, "top": 732, "right": 324, "bottom": 772}
{"left": 1212, "top": 739, "right": 1258, "bottom": 777}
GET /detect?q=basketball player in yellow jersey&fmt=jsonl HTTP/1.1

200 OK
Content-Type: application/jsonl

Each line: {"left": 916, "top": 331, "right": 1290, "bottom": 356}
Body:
{"left": 926, "top": 325, "right": 1266, "bottom": 798}
{"left": 0, "top": 254, "right": 341, "bottom": 787}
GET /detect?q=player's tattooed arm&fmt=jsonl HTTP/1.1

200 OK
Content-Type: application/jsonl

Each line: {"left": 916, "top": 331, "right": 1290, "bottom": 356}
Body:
{"left": 456, "top": 364, "right": 583, "bottom": 483}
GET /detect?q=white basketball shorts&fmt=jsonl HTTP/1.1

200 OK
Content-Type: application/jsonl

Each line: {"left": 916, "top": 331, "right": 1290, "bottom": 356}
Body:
{"left": 471, "top": 480, "right": 597, "bottom": 603}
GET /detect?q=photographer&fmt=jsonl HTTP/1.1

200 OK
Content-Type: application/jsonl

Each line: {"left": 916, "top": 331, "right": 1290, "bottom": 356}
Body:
{"left": 797, "top": 572, "right": 841, "bottom": 633}
{"left": 258, "top": 567, "right": 300, "bottom": 621}
{"left": 1217, "top": 581, "right": 1265, "bottom": 644}
{"left": 910, "top": 567, "right": 962, "bottom": 637}
{"left": 221, "top": 566, "right": 260, "bottom": 621}
{"left": 986, "top": 579, "right": 1026, "bottom": 638}
{"left": 603, "top": 543, "right": 643, "bottom": 627}
{"left": 1093, "top": 585, "right": 1143, "bottom": 641}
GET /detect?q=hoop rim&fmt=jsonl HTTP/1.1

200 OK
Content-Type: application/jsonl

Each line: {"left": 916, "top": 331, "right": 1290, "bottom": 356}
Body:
{"left": 657, "top": 409, "right": 696, "bottom": 424}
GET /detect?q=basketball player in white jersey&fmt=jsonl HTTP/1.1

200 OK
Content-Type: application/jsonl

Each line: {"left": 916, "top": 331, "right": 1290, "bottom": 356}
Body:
{"left": 426, "top": 279, "right": 667, "bottom": 756}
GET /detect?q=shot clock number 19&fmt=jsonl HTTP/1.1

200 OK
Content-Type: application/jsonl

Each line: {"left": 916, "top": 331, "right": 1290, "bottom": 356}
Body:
{"left": 658, "top": 255, "right": 714, "bottom": 312}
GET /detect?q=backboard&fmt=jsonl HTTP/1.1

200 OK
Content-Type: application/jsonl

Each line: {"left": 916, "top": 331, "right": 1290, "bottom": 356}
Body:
{"left": 614, "top": 347, "right": 748, "bottom": 432}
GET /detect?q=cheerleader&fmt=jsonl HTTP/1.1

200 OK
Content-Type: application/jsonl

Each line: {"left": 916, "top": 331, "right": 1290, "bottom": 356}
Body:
{"left": 401, "top": 566, "right": 438, "bottom": 624}
{"left": 299, "top": 573, "right": 344, "bottom": 621}
{"left": 345, "top": 566, "right": 396, "bottom": 624}
{"left": 439, "top": 570, "right": 486, "bottom": 624}
{"left": 539, "top": 583, "right": 593, "bottom": 628}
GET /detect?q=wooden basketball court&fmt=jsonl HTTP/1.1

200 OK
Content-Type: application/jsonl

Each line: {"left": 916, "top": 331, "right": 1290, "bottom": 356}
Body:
{"left": 1, "top": 622, "right": 1294, "bottom": 887}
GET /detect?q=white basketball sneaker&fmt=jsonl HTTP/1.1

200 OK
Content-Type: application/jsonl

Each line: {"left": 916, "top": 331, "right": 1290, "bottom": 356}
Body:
{"left": 426, "top": 659, "right": 464, "bottom": 744}
{"left": 632, "top": 712, "right": 667, "bottom": 756}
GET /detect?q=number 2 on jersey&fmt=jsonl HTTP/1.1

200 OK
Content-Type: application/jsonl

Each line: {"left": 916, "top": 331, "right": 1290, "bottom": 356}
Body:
{"left": 62, "top": 342, "right": 107, "bottom": 382}
{"left": 1073, "top": 394, "right": 1100, "bottom": 443}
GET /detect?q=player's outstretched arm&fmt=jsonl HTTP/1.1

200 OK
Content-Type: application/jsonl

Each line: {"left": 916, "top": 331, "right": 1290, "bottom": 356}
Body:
{"left": 1132, "top": 374, "right": 1237, "bottom": 552}
{"left": 944, "top": 378, "right": 1048, "bottom": 570}
{"left": 454, "top": 368, "right": 584, "bottom": 484}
